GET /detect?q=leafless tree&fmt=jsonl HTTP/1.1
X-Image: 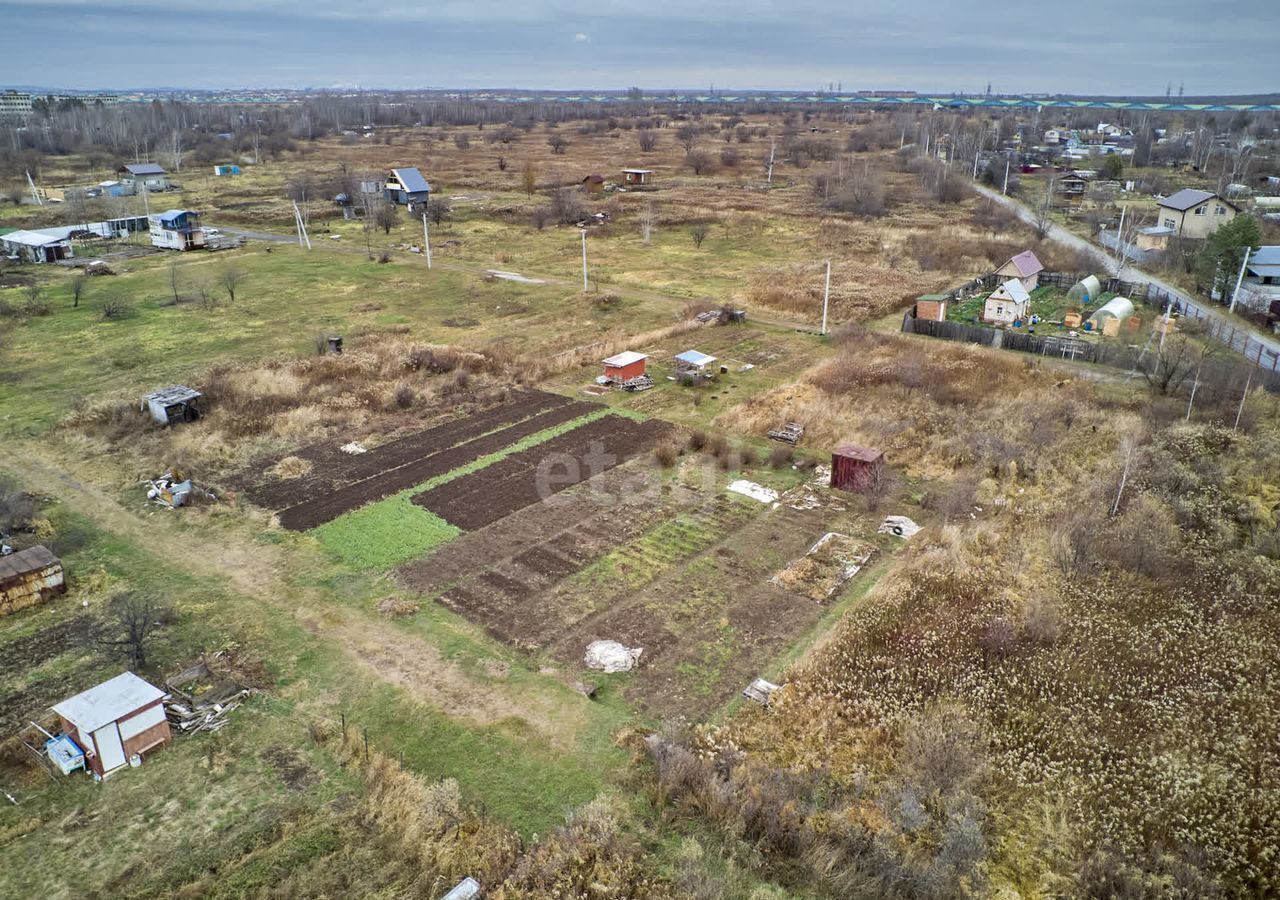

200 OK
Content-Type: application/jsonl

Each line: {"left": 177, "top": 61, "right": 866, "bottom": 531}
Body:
{"left": 690, "top": 223, "right": 709, "bottom": 248}
{"left": 685, "top": 149, "right": 714, "bottom": 175}
{"left": 94, "top": 591, "right": 161, "bottom": 670}
{"left": 374, "top": 202, "right": 400, "bottom": 235}
{"left": 220, "top": 264, "right": 245, "bottom": 303}
{"left": 522, "top": 160, "right": 537, "bottom": 196}
{"left": 675, "top": 124, "right": 700, "bottom": 152}
{"left": 547, "top": 134, "right": 568, "bottom": 155}
{"left": 636, "top": 129, "right": 658, "bottom": 152}
{"left": 428, "top": 198, "right": 451, "bottom": 225}
{"left": 70, "top": 271, "right": 87, "bottom": 308}
{"left": 639, "top": 202, "right": 656, "bottom": 243}
{"left": 168, "top": 258, "right": 181, "bottom": 304}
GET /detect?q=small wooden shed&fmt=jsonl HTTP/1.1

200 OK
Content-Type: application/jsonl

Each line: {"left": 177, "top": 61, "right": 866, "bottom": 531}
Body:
{"left": 830, "top": 444, "right": 885, "bottom": 494}
{"left": 622, "top": 168, "right": 653, "bottom": 186}
{"left": 582, "top": 174, "right": 605, "bottom": 194}
{"left": 52, "top": 672, "right": 171, "bottom": 778}
{"left": 0, "top": 545, "right": 65, "bottom": 617}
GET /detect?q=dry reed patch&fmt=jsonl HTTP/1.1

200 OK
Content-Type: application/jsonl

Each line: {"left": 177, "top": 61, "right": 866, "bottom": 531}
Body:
{"left": 270, "top": 455, "right": 313, "bottom": 479}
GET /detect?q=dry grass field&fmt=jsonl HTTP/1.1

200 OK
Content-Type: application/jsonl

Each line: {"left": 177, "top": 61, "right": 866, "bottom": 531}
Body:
{"left": 1, "top": 108, "right": 1278, "bottom": 899}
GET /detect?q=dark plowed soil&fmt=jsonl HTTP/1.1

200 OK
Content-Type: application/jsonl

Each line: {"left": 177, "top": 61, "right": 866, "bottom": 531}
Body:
{"left": 249, "top": 390, "right": 571, "bottom": 511}
{"left": 411, "top": 416, "right": 673, "bottom": 531}
{"left": 275, "top": 399, "right": 600, "bottom": 531}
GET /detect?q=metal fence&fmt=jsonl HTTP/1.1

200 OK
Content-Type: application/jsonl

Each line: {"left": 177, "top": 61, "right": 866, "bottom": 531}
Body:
{"left": 902, "top": 311, "right": 1280, "bottom": 394}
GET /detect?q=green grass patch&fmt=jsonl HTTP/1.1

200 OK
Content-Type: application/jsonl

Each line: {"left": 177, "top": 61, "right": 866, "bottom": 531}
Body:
{"left": 313, "top": 408, "right": 611, "bottom": 568}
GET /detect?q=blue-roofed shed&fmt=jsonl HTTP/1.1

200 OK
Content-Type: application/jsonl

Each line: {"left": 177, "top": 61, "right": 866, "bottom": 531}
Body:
{"left": 385, "top": 167, "right": 431, "bottom": 208}
{"left": 674, "top": 349, "right": 718, "bottom": 377}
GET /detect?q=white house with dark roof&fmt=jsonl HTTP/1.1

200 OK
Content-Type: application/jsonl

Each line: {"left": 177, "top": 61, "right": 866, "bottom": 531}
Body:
{"left": 983, "top": 279, "right": 1032, "bottom": 325}
{"left": 1156, "top": 189, "right": 1238, "bottom": 239}
{"left": 117, "top": 162, "right": 168, "bottom": 195}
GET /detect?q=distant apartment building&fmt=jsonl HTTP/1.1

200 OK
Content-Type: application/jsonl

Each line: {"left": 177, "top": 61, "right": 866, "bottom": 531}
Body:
{"left": 0, "top": 90, "right": 120, "bottom": 119}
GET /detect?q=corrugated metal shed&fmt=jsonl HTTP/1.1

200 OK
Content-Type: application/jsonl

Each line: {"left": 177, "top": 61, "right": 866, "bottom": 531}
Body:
{"left": 52, "top": 672, "right": 166, "bottom": 734}
{"left": 674, "top": 350, "right": 717, "bottom": 368}
{"left": 830, "top": 444, "right": 885, "bottom": 494}
{"left": 123, "top": 162, "right": 166, "bottom": 176}
{"left": 602, "top": 351, "right": 648, "bottom": 368}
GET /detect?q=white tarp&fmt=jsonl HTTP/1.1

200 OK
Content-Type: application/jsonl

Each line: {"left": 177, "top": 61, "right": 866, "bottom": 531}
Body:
{"left": 878, "top": 515, "right": 922, "bottom": 539}
{"left": 728, "top": 480, "right": 778, "bottom": 504}
{"left": 584, "top": 640, "right": 643, "bottom": 673}
{"left": 339, "top": 442, "right": 367, "bottom": 455}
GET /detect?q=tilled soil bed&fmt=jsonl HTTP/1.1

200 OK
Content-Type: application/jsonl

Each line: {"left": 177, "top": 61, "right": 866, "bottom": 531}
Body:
{"left": 411, "top": 415, "right": 673, "bottom": 531}
{"left": 275, "top": 398, "right": 601, "bottom": 531}
{"left": 250, "top": 389, "right": 571, "bottom": 512}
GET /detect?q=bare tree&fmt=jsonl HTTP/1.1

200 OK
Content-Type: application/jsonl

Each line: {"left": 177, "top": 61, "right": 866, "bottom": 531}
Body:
{"left": 219, "top": 264, "right": 245, "bottom": 303}
{"left": 95, "top": 591, "right": 160, "bottom": 670}
{"left": 547, "top": 134, "right": 568, "bottom": 155}
{"left": 374, "top": 202, "right": 400, "bottom": 235}
{"left": 685, "top": 149, "right": 714, "bottom": 175}
{"left": 428, "top": 198, "right": 451, "bottom": 225}
{"left": 639, "top": 202, "right": 656, "bottom": 243}
{"left": 70, "top": 271, "right": 87, "bottom": 308}
{"left": 690, "top": 223, "right": 710, "bottom": 248}
{"left": 637, "top": 129, "right": 658, "bottom": 152}
{"left": 675, "top": 124, "right": 699, "bottom": 152}
{"left": 168, "top": 258, "right": 181, "bottom": 304}
{"left": 521, "top": 160, "right": 537, "bottom": 196}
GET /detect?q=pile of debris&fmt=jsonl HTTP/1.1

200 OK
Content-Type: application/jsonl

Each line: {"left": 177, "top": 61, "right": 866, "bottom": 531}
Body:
{"left": 164, "top": 656, "right": 255, "bottom": 736}
{"left": 773, "top": 532, "right": 875, "bottom": 602}
{"left": 143, "top": 472, "right": 215, "bottom": 509}
{"left": 584, "top": 640, "right": 643, "bottom": 673}
{"left": 84, "top": 259, "right": 116, "bottom": 276}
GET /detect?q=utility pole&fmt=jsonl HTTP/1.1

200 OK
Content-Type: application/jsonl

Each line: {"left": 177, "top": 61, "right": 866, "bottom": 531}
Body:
{"left": 766, "top": 140, "right": 776, "bottom": 185}
{"left": 580, "top": 229, "right": 589, "bottom": 291}
{"left": 421, "top": 213, "right": 432, "bottom": 269}
{"left": 141, "top": 182, "right": 150, "bottom": 218}
{"left": 1113, "top": 204, "right": 1127, "bottom": 272}
{"left": 292, "top": 201, "right": 311, "bottom": 249}
{"left": 1002, "top": 157, "right": 1011, "bottom": 195}
{"left": 820, "top": 260, "right": 831, "bottom": 335}
{"left": 1229, "top": 246, "right": 1251, "bottom": 314}
{"left": 25, "top": 170, "right": 42, "bottom": 206}
{"left": 1233, "top": 368, "right": 1253, "bottom": 433}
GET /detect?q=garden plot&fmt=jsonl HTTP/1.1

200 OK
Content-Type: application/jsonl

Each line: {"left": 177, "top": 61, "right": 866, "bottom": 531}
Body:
{"left": 270, "top": 395, "right": 600, "bottom": 530}
{"left": 771, "top": 531, "right": 876, "bottom": 602}
{"left": 410, "top": 415, "right": 673, "bottom": 531}
{"left": 248, "top": 389, "right": 571, "bottom": 511}
{"left": 547, "top": 499, "right": 843, "bottom": 718}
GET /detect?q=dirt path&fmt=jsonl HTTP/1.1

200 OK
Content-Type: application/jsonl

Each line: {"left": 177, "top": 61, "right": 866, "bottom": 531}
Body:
{"left": 2, "top": 446, "right": 590, "bottom": 746}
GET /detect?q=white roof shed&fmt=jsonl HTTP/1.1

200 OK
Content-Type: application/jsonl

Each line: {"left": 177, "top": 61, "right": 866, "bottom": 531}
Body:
{"left": 52, "top": 672, "right": 166, "bottom": 734}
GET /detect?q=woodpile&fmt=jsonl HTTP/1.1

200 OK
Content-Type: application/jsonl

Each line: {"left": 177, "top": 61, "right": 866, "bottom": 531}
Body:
{"left": 163, "top": 657, "right": 255, "bottom": 735}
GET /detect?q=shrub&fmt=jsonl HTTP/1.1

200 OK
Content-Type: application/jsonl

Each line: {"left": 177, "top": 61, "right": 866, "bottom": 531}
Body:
{"left": 768, "top": 444, "right": 794, "bottom": 468}
{"left": 394, "top": 385, "right": 416, "bottom": 409}
{"left": 652, "top": 443, "right": 679, "bottom": 467}
{"left": 707, "top": 434, "right": 730, "bottom": 458}
{"left": 739, "top": 444, "right": 757, "bottom": 467}
{"left": 99, "top": 295, "right": 131, "bottom": 320}
{"left": 688, "top": 430, "right": 708, "bottom": 452}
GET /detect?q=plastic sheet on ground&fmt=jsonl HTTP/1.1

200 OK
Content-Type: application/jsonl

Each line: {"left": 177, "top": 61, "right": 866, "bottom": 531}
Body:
{"left": 728, "top": 480, "right": 778, "bottom": 504}
{"left": 340, "top": 442, "right": 367, "bottom": 455}
{"left": 878, "top": 515, "right": 922, "bottom": 539}
{"left": 584, "top": 640, "right": 643, "bottom": 673}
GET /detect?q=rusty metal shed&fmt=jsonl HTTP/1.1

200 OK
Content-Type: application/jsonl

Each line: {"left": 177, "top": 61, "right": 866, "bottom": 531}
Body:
{"left": 830, "top": 444, "right": 885, "bottom": 494}
{"left": 0, "top": 545, "right": 66, "bottom": 616}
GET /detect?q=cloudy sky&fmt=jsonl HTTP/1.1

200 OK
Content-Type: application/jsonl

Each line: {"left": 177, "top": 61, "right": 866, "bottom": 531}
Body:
{"left": 4, "top": 0, "right": 1276, "bottom": 96}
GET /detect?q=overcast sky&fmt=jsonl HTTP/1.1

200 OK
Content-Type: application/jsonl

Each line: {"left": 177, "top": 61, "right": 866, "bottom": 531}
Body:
{"left": 4, "top": 0, "right": 1276, "bottom": 96}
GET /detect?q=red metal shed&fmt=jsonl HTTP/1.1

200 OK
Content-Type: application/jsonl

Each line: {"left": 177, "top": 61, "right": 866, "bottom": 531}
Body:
{"left": 602, "top": 351, "right": 648, "bottom": 383}
{"left": 830, "top": 444, "right": 885, "bottom": 493}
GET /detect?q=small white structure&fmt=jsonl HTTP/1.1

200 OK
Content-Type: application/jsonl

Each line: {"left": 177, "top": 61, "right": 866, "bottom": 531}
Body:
{"left": 673, "top": 349, "right": 718, "bottom": 378}
{"left": 149, "top": 209, "right": 205, "bottom": 251}
{"left": 742, "top": 678, "right": 781, "bottom": 706}
{"left": 983, "top": 279, "right": 1031, "bottom": 325}
{"left": 0, "top": 229, "right": 72, "bottom": 263}
{"left": 142, "top": 385, "right": 202, "bottom": 425}
{"left": 728, "top": 480, "right": 779, "bottom": 504}
{"left": 441, "top": 877, "right": 482, "bottom": 900}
